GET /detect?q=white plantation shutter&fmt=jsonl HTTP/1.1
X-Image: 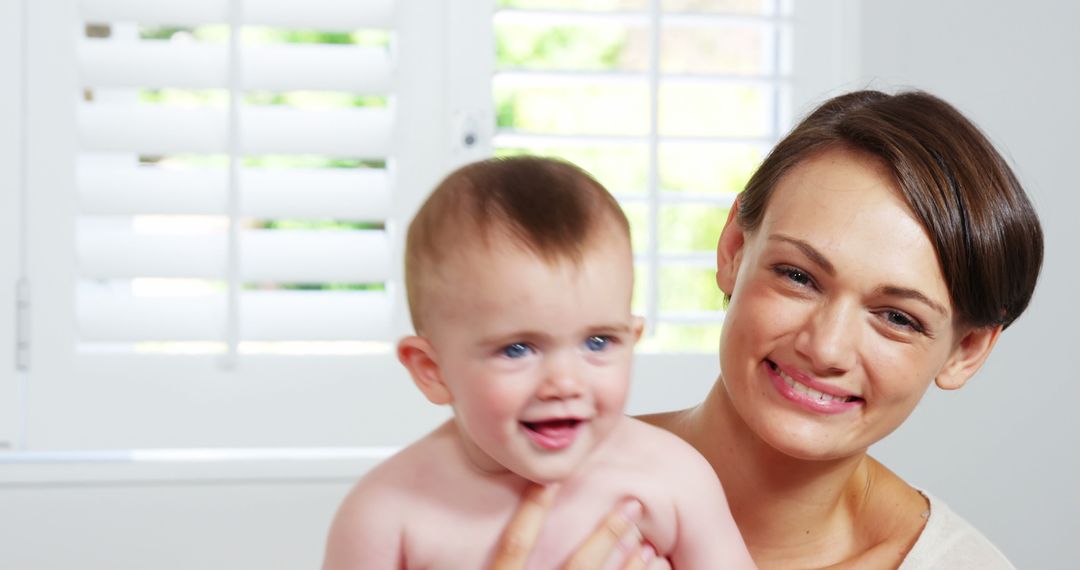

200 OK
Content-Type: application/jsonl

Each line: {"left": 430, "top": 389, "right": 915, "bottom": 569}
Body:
{"left": 20, "top": 0, "right": 492, "bottom": 450}
{"left": 75, "top": 0, "right": 395, "bottom": 349}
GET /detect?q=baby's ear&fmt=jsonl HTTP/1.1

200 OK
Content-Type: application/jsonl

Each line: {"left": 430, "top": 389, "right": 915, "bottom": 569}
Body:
{"left": 631, "top": 316, "right": 645, "bottom": 343}
{"left": 398, "top": 336, "right": 452, "bottom": 405}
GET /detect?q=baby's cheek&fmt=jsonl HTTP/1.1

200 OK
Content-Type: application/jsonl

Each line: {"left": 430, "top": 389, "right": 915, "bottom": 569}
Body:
{"left": 477, "top": 386, "right": 524, "bottom": 419}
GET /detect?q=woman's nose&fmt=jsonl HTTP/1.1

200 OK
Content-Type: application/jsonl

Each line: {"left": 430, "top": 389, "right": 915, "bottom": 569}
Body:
{"left": 793, "top": 300, "right": 859, "bottom": 375}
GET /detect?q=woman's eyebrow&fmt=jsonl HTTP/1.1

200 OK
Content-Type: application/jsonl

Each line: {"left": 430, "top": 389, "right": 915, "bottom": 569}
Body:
{"left": 768, "top": 234, "right": 949, "bottom": 317}
{"left": 876, "top": 286, "right": 949, "bottom": 316}
{"left": 768, "top": 234, "right": 835, "bottom": 276}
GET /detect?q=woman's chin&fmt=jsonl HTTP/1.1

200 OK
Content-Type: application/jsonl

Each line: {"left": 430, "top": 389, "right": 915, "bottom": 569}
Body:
{"left": 744, "top": 409, "right": 871, "bottom": 462}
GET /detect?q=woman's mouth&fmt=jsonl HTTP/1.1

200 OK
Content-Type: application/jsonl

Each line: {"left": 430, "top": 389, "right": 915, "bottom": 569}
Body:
{"left": 521, "top": 419, "right": 584, "bottom": 451}
{"left": 765, "top": 360, "right": 864, "bottom": 413}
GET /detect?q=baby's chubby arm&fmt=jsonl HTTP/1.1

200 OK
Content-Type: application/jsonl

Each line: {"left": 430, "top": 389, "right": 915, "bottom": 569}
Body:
{"left": 663, "top": 440, "right": 757, "bottom": 569}
{"left": 322, "top": 478, "right": 404, "bottom": 569}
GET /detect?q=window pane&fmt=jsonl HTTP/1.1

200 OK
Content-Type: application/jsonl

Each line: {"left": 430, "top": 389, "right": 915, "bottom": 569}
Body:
{"left": 498, "top": 0, "right": 773, "bottom": 14}
{"left": 639, "top": 323, "right": 723, "bottom": 352}
{"left": 496, "top": 82, "right": 650, "bottom": 135}
{"left": 498, "top": 0, "right": 649, "bottom": 9}
{"left": 495, "top": 144, "right": 649, "bottom": 194}
{"left": 659, "top": 142, "right": 764, "bottom": 194}
{"left": 659, "top": 266, "right": 724, "bottom": 312}
{"left": 497, "top": 22, "right": 640, "bottom": 71}
{"left": 660, "top": 204, "right": 728, "bottom": 253}
{"left": 632, "top": 267, "right": 650, "bottom": 315}
{"left": 659, "top": 83, "right": 773, "bottom": 137}
{"left": 623, "top": 203, "right": 650, "bottom": 255}
{"left": 662, "top": 0, "right": 771, "bottom": 15}
{"left": 660, "top": 22, "right": 773, "bottom": 75}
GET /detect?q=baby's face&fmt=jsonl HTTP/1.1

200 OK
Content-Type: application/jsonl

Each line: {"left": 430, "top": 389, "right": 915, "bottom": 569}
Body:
{"left": 424, "top": 231, "right": 640, "bottom": 483}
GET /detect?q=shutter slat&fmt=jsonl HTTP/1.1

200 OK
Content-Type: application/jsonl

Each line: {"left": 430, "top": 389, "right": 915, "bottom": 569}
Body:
{"left": 242, "top": 290, "right": 392, "bottom": 341}
{"left": 78, "top": 103, "right": 393, "bottom": 157}
{"left": 78, "top": 288, "right": 392, "bottom": 341}
{"left": 78, "top": 226, "right": 390, "bottom": 282}
{"left": 78, "top": 163, "right": 391, "bottom": 221}
{"left": 80, "top": 39, "right": 393, "bottom": 93}
{"left": 80, "top": 0, "right": 396, "bottom": 30}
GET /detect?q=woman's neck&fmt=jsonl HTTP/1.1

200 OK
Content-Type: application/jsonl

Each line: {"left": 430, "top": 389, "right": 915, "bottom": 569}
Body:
{"left": 675, "top": 377, "right": 880, "bottom": 568}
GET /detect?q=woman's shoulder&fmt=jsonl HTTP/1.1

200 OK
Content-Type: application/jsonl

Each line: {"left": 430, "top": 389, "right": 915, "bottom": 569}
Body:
{"left": 898, "top": 490, "right": 1015, "bottom": 570}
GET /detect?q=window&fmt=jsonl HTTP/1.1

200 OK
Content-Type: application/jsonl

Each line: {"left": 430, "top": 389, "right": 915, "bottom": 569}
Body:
{"left": 492, "top": 0, "right": 792, "bottom": 351}
{"left": 7, "top": 0, "right": 853, "bottom": 452}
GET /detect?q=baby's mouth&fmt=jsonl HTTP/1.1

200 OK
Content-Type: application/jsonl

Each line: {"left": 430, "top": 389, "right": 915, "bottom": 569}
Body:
{"left": 520, "top": 418, "right": 586, "bottom": 451}
{"left": 522, "top": 418, "right": 583, "bottom": 434}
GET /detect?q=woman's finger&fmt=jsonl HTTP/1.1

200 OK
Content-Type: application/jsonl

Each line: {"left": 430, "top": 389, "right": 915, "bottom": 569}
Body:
{"left": 489, "top": 483, "right": 559, "bottom": 570}
{"left": 562, "top": 499, "right": 644, "bottom": 570}
{"left": 646, "top": 554, "right": 672, "bottom": 570}
{"left": 619, "top": 542, "right": 661, "bottom": 570}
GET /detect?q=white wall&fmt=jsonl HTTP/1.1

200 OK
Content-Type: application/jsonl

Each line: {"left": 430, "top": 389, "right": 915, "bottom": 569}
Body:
{"left": 0, "top": 478, "right": 352, "bottom": 569}
{"left": 851, "top": 2, "right": 1080, "bottom": 568}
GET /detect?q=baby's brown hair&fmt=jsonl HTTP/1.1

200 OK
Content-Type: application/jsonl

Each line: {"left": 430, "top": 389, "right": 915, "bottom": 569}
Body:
{"left": 404, "top": 156, "right": 630, "bottom": 333}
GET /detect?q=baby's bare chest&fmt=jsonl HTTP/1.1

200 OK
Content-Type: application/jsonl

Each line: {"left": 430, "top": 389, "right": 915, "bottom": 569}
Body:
{"left": 401, "top": 471, "right": 678, "bottom": 570}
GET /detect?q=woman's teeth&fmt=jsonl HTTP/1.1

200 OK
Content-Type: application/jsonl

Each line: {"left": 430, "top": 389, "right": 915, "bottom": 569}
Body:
{"left": 775, "top": 366, "right": 856, "bottom": 403}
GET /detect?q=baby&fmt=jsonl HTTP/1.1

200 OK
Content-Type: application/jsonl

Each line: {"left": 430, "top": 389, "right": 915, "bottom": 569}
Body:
{"left": 324, "top": 157, "right": 754, "bottom": 569}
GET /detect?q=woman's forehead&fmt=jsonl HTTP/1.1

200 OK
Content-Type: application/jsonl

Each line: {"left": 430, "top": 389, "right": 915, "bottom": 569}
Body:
{"left": 763, "top": 148, "right": 914, "bottom": 232}
{"left": 756, "top": 148, "right": 951, "bottom": 301}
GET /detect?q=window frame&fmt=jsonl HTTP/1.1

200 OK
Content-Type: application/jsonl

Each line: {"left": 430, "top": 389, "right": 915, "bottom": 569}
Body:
{"left": 0, "top": 0, "right": 26, "bottom": 451}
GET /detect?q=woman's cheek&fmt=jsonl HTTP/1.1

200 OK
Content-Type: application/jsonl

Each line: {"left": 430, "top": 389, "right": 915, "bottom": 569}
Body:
{"left": 863, "top": 341, "right": 932, "bottom": 404}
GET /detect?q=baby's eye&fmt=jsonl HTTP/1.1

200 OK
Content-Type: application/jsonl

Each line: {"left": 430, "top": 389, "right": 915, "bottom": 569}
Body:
{"left": 584, "top": 336, "right": 611, "bottom": 352}
{"left": 501, "top": 343, "right": 533, "bottom": 359}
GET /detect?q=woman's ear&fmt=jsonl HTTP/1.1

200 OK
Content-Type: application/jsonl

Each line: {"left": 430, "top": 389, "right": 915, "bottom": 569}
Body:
{"left": 716, "top": 199, "right": 746, "bottom": 296}
{"left": 935, "top": 325, "right": 1003, "bottom": 390}
{"left": 398, "top": 336, "right": 453, "bottom": 405}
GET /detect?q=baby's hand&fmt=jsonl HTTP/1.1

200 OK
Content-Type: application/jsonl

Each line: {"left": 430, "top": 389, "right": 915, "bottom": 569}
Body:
{"left": 489, "top": 484, "right": 671, "bottom": 570}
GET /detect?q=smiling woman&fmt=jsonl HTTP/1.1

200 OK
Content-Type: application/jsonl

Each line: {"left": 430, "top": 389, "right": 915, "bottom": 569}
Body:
{"left": 491, "top": 90, "right": 1043, "bottom": 570}
{"left": 719, "top": 145, "right": 988, "bottom": 462}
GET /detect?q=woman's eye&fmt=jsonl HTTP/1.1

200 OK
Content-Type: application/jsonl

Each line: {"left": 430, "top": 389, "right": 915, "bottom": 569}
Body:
{"left": 584, "top": 336, "right": 610, "bottom": 352}
{"left": 788, "top": 270, "right": 810, "bottom": 285}
{"left": 884, "top": 310, "right": 924, "bottom": 333}
{"left": 774, "top": 265, "right": 813, "bottom": 288}
{"left": 501, "top": 343, "right": 532, "bottom": 359}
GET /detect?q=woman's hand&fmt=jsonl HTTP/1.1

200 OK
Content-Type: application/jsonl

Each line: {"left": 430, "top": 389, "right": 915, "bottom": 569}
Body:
{"left": 489, "top": 484, "right": 671, "bottom": 570}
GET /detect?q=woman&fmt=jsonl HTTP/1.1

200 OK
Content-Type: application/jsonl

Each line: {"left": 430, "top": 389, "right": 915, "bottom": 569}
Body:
{"left": 490, "top": 90, "right": 1044, "bottom": 569}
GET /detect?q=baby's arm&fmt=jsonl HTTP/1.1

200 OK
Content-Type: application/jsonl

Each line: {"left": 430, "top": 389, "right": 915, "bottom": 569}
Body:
{"left": 666, "top": 445, "right": 756, "bottom": 569}
{"left": 322, "top": 480, "right": 403, "bottom": 569}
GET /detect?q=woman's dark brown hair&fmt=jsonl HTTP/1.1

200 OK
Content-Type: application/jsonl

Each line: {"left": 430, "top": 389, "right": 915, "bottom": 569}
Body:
{"left": 738, "top": 90, "right": 1043, "bottom": 329}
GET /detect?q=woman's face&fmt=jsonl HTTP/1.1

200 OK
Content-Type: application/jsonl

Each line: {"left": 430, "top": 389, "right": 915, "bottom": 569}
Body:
{"left": 717, "top": 147, "right": 969, "bottom": 461}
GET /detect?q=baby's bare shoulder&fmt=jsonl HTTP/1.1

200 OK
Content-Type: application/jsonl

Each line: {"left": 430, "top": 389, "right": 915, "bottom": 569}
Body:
{"left": 324, "top": 429, "right": 465, "bottom": 568}
{"left": 338, "top": 424, "right": 463, "bottom": 516}
{"left": 611, "top": 416, "right": 712, "bottom": 470}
